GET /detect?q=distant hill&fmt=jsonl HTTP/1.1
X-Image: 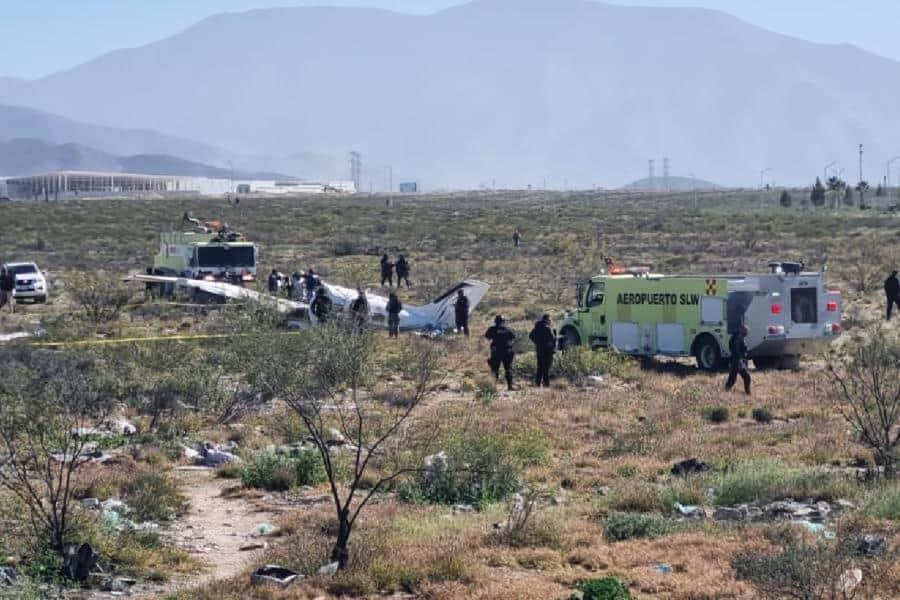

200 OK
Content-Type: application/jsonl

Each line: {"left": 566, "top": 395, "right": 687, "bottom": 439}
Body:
{"left": 3, "top": 0, "right": 900, "bottom": 187}
{"left": 624, "top": 176, "right": 719, "bottom": 192}
{"left": 0, "top": 138, "right": 293, "bottom": 180}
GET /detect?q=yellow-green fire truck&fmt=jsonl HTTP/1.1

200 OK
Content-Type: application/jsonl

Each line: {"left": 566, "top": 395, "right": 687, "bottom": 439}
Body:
{"left": 559, "top": 262, "right": 842, "bottom": 371}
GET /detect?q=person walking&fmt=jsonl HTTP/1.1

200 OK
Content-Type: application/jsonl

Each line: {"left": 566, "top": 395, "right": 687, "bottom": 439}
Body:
{"left": 395, "top": 255, "right": 411, "bottom": 288}
{"left": 529, "top": 314, "right": 557, "bottom": 387}
{"left": 512, "top": 229, "right": 521, "bottom": 248}
{"left": 311, "top": 286, "right": 332, "bottom": 323}
{"left": 1, "top": 267, "right": 15, "bottom": 314}
{"left": 453, "top": 289, "right": 470, "bottom": 337}
{"left": 267, "top": 268, "right": 280, "bottom": 294}
{"left": 484, "top": 315, "right": 516, "bottom": 391}
{"left": 350, "top": 288, "right": 370, "bottom": 328}
{"left": 380, "top": 254, "right": 394, "bottom": 288}
{"left": 725, "top": 325, "right": 751, "bottom": 395}
{"left": 886, "top": 270, "right": 900, "bottom": 321}
{"left": 386, "top": 292, "right": 402, "bottom": 338}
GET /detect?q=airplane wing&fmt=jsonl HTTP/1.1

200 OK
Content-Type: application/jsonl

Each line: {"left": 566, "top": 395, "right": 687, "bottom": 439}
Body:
{"left": 135, "top": 274, "right": 309, "bottom": 315}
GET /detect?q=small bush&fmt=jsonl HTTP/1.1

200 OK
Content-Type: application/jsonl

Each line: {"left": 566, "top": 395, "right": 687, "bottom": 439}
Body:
{"left": 752, "top": 407, "right": 774, "bottom": 424}
{"left": 240, "top": 449, "right": 325, "bottom": 491}
{"left": 603, "top": 512, "right": 678, "bottom": 542}
{"left": 68, "top": 273, "right": 135, "bottom": 324}
{"left": 571, "top": 577, "right": 633, "bottom": 600}
{"left": 555, "top": 347, "right": 638, "bottom": 382}
{"left": 122, "top": 472, "right": 189, "bottom": 522}
{"left": 779, "top": 190, "right": 792, "bottom": 208}
{"left": 861, "top": 482, "right": 900, "bottom": 521}
{"left": 401, "top": 427, "right": 549, "bottom": 507}
{"left": 711, "top": 458, "right": 854, "bottom": 506}
{"left": 474, "top": 376, "right": 498, "bottom": 406}
{"left": 704, "top": 406, "right": 730, "bottom": 423}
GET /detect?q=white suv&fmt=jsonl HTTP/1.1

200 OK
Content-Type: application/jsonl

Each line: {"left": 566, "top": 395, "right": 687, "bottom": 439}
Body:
{"left": 3, "top": 262, "right": 49, "bottom": 303}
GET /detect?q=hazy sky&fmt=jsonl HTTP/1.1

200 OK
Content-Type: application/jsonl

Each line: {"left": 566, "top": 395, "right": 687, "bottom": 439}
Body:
{"left": 3, "top": 1, "right": 899, "bottom": 79}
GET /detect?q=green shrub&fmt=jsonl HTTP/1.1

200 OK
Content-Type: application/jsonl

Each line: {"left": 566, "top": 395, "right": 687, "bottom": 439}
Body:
{"left": 556, "top": 347, "right": 638, "bottom": 382}
{"left": 703, "top": 406, "right": 730, "bottom": 423}
{"left": 752, "top": 407, "right": 774, "bottom": 424}
{"left": 861, "top": 482, "right": 900, "bottom": 521}
{"left": 603, "top": 512, "right": 678, "bottom": 542}
{"left": 240, "top": 448, "right": 325, "bottom": 491}
{"left": 570, "top": 577, "right": 633, "bottom": 600}
{"left": 474, "top": 376, "right": 498, "bottom": 406}
{"left": 401, "top": 427, "right": 550, "bottom": 507}
{"left": 711, "top": 458, "right": 854, "bottom": 506}
{"left": 122, "top": 472, "right": 189, "bottom": 522}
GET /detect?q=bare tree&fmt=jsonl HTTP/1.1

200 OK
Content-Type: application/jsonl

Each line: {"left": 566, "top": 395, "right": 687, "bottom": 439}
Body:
{"left": 0, "top": 347, "right": 114, "bottom": 556}
{"left": 828, "top": 329, "right": 900, "bottom": 478}
{"left": 68, "top": 273, "right": 135, "bottom": 325}
{"left": 280, "top": 321, "right": 443, "bottom": 569}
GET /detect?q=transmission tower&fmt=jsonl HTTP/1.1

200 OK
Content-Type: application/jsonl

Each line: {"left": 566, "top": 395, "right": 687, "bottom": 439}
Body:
{"left": 350, "top": 151, "right": 361, "bottom": 193}
{"left": 663, "top": 157, "right": 670, "bottom": 191}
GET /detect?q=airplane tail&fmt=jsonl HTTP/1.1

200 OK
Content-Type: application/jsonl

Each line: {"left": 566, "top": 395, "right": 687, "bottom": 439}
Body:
{"left": 417, "top": 280, "right": 490, "bottom": 330}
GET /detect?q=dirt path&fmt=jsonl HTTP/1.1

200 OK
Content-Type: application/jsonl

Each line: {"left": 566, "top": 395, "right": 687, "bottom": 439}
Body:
{"left": 131, "top": 467, "right": 280, "bottom": 598}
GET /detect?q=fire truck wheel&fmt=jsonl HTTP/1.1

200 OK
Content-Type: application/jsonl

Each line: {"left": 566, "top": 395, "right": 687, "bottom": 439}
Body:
{"left": 694, "top": 335, "right": 722, "bottom": 372}
{"left": 559, "top": 327, "right": 581, "bottom": 351}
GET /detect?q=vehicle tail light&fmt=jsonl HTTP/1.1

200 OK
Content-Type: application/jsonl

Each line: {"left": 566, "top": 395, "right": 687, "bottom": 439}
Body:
{"left": 768, "top": 325, "right": 785, "bottom": 335}
{"left": 241, "top": 273, "right": 254, "bottom": 282}
{"left": 771, "top": 303, "right": 783, "bottom": 315}
{"left": 827, "top": 323, "right": 842, "bottom": 334}
{"left": 826, "top": 301, "right": 838, "bottom": 312}
{"left": 203, "top": 275, "right": 215, "bottom": 281}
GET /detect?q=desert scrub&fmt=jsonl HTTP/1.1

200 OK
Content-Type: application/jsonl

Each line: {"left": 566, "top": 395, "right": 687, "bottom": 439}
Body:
{"left": 602, "top": 512, "right": 680, "bottom": 542}
{"left": 400, "top": 427, "right": 550, "bottom": 507}
{"left": 570, "top": 577, "right": 633, "bottom": 600}
{"left": 518, "top": 347, "right": 638, "bottom": 383}
{"left": 861, "top": 481, "right": 900, "bottom": 521}
{"left": 702, "top": 405, "right": 730, "bottom": 423}
{"left": 122, "top": 472, "right": 189, "bottom": 522}
{"left": 710, "top": 458, "right": 856, "bottom": 506}
{"left": 239, "top": 448, "right": 325, "bottom": 491}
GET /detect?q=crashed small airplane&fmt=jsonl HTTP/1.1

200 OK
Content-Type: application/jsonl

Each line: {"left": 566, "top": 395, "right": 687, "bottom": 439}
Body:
{"left": 135, "top": 274, "right": 489, "bottom": 332}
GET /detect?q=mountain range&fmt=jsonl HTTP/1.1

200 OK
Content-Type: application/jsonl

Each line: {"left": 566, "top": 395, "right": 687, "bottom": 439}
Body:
{"left": 2, "top": 0, "right": 900, "bottom": 188}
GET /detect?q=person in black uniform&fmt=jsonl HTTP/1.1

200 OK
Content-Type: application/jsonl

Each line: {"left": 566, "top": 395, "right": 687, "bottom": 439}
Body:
{"left": 267, "top": 268, "right": 280, "bottom": 294}
{"left": 380, "top": 254, "right": 394, "bottom": 288}
{"left": 725, "top": 325, "right": 751, "bottom": 395}
{"left": 529, "top": 314, "right": 557, "bottom": 387}
{"left": 311, "top": 287, "right": 332, "bottom": 323}
{"left": 395, "top": 255, "right": 411, "bottom": 288}
{"left": 454, "top": 289, "right": 470, "bottom": 337}
{"left": 386, "top": 292, "right": 402, "bottom": 338}
{"left": 350, "top": 288, "right": 370, "bottom": 328}
{"left": 485, "top": 315, "right": 516, "bottom": 391}
{"left": 885, "top": 270, "right": 900, "bottom": 321}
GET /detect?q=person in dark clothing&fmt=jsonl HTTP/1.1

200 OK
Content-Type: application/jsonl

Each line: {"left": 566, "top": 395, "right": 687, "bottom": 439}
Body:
{"left": 395, "top": 255, "right": 411, "bottom": 288}
{"left": 311, "top": 287, "right": 332, "bottom": 323}
{"left": 725, "top": 325, "right": 751, "bottom": 395}
{"left": 485, "top": 315, "right": 516, "bottom": 390}
{"left": 386, "top": 292, "right": 402, "bottom": 338}
{"left": 267, "top": 269, "right": 280, "bottom": 294}
{"left": 304, "top": 268, "right": 321, "bottom": 302}
{"left": 0, "top": 268, "right": 11, "bottom": 310}
{"left": 885, "top": 271, "right": 900, "bottom": 321}
{"left": 512, "top": 229, "right": 521, "bottom": 248}
{"left": 454, "top": 289, "right": 470, "bottom": 337}
{"left": 350, "top": 289, "right": 370, "bottom": 327}
{"left": 529, "top": 314, "right": 557, "bottom": 387}
{"left": 380, "top": 254, "right": 394, "bottom": 288}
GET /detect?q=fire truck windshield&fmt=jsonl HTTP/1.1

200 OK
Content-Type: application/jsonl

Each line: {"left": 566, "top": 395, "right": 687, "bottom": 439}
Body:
{"left": 197, "top": 246, "right": 255, "bottom": 268}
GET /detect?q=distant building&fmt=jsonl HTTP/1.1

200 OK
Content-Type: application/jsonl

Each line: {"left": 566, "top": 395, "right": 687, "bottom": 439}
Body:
{"left": 399, "top": 182, "right": 418, "bottom": 193}
{"left": 2, "top": 171, "right": 357, "bottom": 200}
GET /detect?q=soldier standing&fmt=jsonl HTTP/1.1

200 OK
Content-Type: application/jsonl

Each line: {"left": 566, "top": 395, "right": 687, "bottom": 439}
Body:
{"left": 386, "top": 292, "right": 402, "bottom": 338}
{"left": 512, "top": 229, "right": 521, "bottom": 248}
{"left": 380, "top": 254, "right": 394, "bottom": 288}
{"left": 395, "top": 255, "right": 411, "bottom": 288}
{"left": 267, "top": 268, "right": 280, "bottom": 294}
{"left": 885, "top": 270, "right": 900, "bottom": 321}
{"left": 454, "top": 289, "right": 470, "bottom": 337}
{"left": 529, "top": 314, "right": 557, "bottom": 387}
{"left": 725, "top": 325, "right": 751, "bottom": 395}
{"left": 484, "top": 315, "right": 516, "bottom": 391}
{"left": 350, "top": 289, "right": 370, "bottom": 328}
{"left": 311, "top": 287, "right": 332, "bottom": 323}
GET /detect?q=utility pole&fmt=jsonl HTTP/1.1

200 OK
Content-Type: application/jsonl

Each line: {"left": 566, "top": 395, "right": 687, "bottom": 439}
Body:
{"left": 759, "top": 168, "right": 771, "bottom": 209}
{"left": 858, "top": 144, "right": 865, "bottom": 207}
{"left": 350, "top": 151, "right": 361, "bottom": 194}
{"left": 649, "top": 159, "right": 655, "bottom": 189}
{"left": 663, "top": 157, "right": 670, "bottom": 192}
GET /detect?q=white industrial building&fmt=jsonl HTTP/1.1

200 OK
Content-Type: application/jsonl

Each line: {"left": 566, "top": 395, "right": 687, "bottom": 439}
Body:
{"left": 2, "top": 171, "right": 356, "bottom": 200}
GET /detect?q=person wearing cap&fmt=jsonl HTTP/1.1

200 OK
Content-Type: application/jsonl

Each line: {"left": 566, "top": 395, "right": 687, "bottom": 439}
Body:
{"left": 529, "top": 314, "right": 557, "bottom": 388}
{"left": 386, "top": 292, "right": 402, "bottom": 338}
{"left": 725, "top": 325, "right": 751, "bottom": 395}
{"left": 350, "top": 288, "right": 370, "bottom": 328}
{"left": 484, "top": 314, "right": 517, "bottom": 390}
{"left": 885, "top": 270, "right": 900, "bottom": 321}
{"left": 311, "top": 286, "right": 332, "bottom": 323}
{"left": 454, "top": 289, "right": 470, "bottom": 337}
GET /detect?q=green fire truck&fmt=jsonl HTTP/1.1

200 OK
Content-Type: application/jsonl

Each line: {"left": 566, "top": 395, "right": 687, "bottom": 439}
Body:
{"left": 559, "top": 262, "right": 842, "bottom": 371}
{"left": 150, "top": 216, "right": 257, "bottom": 288}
